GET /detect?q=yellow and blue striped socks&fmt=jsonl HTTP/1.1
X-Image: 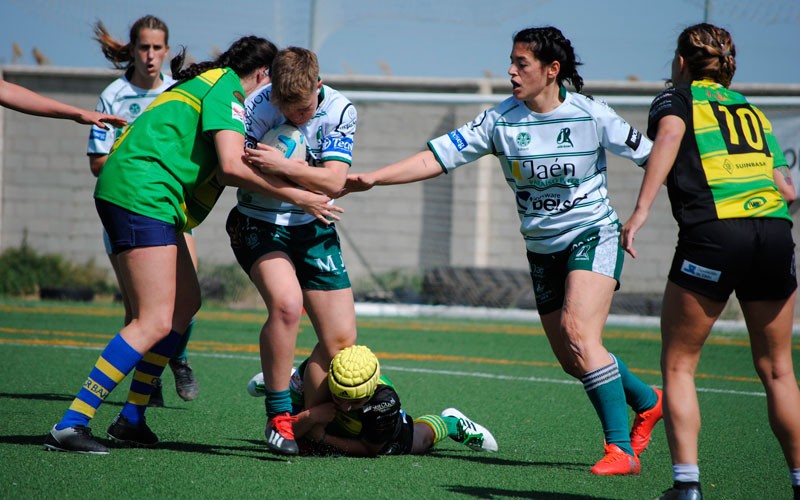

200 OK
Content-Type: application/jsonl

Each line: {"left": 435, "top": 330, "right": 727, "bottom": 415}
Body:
{"left": 57, "top": 333, "right": 142, "bottom": 430}
{"left": 120, "top": 329, "right": 184, "bottom": 424}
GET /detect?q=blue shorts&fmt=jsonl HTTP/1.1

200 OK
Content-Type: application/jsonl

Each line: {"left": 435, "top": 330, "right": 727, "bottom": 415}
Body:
{"left": 95, "top": 199, "right": 179, "bottom": 254}
{"left": 102, "top": 224, "right": 193, "bottom": 254}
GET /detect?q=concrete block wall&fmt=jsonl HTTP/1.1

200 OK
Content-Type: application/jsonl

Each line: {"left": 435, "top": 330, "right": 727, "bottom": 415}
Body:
{"left": 2, "top": 66, "right": 798, "bottom": 318}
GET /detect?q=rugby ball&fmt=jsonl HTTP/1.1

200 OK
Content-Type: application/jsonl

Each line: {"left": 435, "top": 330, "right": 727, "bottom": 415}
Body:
{"left": 259, "top": 123, "right": 306, "bottom": 160}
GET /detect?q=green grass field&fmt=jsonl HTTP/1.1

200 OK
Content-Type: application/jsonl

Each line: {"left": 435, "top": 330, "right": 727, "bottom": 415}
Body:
{"left": 0, "top": 299, "right": 796, "bottom": 499}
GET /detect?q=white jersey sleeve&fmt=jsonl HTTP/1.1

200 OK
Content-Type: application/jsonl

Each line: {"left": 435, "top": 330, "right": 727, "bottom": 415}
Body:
{"left": 87, "top": 74, "right": 175, "bottom": 156}
{"left": 584, "top": 96, "right": 651, "bottom": 167}
{"left": 428, "top": 107, "right": 500, "bottom": 172}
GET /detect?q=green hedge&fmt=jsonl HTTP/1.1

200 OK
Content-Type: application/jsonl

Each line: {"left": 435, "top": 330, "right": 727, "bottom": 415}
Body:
{"left": 0, "top": 242, "right": 114, "bottom": 296}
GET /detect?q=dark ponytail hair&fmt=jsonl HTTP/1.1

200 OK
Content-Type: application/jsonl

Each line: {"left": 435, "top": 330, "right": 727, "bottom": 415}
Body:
{"left": 513, "top": 26, "right": 584, "bottom": 93}
{"left": 170, "top": 35, "right": 278, "bottom": 84}
{"left": 94, "top": 15, "right": 169, "bottom": 71}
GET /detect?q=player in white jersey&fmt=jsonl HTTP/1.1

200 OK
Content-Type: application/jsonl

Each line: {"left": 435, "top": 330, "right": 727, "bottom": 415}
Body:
{"left": 225, "top": 47, "right": 355, "bottom": 456}
{"left": 344, "top": 26, "right": 663, "bottom": 476}
{"left": 87, "top": 16, "right": 199, "bottom": 405}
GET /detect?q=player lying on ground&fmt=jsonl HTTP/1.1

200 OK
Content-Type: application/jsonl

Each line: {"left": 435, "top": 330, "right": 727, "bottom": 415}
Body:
{"left": 248, "top": 345, "right": 498, "bottom": 456}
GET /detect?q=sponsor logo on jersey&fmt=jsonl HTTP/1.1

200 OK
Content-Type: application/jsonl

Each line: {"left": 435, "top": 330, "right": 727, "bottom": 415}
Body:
{"left": 364, "top": 397, "right": 396, "bottom": 413}
{"left": 129, "top": 103, "right": 141, "bottom": 115}
{"left": 680, "top": 259, "right": 721, "bottom": 282}
{"left": 516, "top": 132, "right": 531, "bottom": 148}
{"left": 91, "top": 129, "right": 108, "bottom": 141}
{"left": 323, "top": 136, "right": 353, "bottom": 155}
{"left": 526, "top": 193, "right": 588, "bottom": 214}
{"left": 533, "top": 281, "right": 554, "bottom": 303}
{"left": 743, "top": 196, "right": 767, "bottom": 210}
{"left": 556, "top": 128, "right": 573, "bottom": 148}
{"left": 723, "top": 159, "right": 734, "bottom": 174}
{"left": 245, "top": 233, "right": 260, "bottom": 249}
{"left": 529, "top": 263, "right": 545, "bottom": 278}
{"left": 573, "top": 243, "right": 591, "bottom": 261}
{"left": 447, "top": 130, "right": 468, "bottom": 151}
{"left": 315, "top": 253, "right": 346, "bottom": 273}
{"left": 83, "top": 377, "right": 109, "bottom": 400}
{"left": 625, "top": 127, "right": 642, "bottom": 150}
{"left": 244, "top": 134, "right": 259, "bottom": 149}
{"left": 231, "top": 102, "right": 245, "bottom": 124}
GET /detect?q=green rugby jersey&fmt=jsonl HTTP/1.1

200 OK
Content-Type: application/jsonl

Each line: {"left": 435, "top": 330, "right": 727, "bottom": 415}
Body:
{"left": 647, "top": 79, "right": 789, "bottom": 226}
{"left": 95, "top": 68, "right": 247, "bottom": 231}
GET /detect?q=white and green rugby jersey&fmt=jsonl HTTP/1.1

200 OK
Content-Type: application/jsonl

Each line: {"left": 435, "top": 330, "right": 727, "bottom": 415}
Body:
{"left": 428, "top": 91, "right": 651, "bottom": 253}
{"left": 87, "top": 73, "right": 175, "bottom": 155}
{"left": 238, "top": 84, "right": 357, "bottom": 226}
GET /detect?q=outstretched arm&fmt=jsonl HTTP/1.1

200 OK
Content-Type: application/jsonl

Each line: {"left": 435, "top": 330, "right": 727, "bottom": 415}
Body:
{"left": 0, "top": 79, "right": 126, "bottom": 129}
{"left": 620, "top": 115, "right": 685, "bottom": 258}
{"left": 341, "top": 149, "right": 446, "bottom": 196}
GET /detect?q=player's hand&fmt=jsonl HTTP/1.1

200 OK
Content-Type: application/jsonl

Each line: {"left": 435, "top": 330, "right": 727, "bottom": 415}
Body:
{"left": 79, "top": 111, "right": 126, "bottom": 129}
{"left": 244, "top": 143, "right": 299, "bottom": 176}
{"left": 339, "top": 173, "right": 376, "bottom": 197}
{"left": 307, "top": 424, "right": 327, "bottom": 442}
{"left": 296, "top": 191, "right": 344, "bottom": 225}
{"left": 620, "top": 208, "right": 649, "bottom": 258}
{"left": 307, "top": 402, "right": 336, "bottom": 425}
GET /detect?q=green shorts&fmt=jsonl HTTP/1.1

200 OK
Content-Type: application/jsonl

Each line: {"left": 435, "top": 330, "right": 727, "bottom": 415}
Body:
{"left": 526, "top": 224, "right": 623, "bottom": 314}
{"left": 226, "top": 207, "right": 351, "bottom": 291}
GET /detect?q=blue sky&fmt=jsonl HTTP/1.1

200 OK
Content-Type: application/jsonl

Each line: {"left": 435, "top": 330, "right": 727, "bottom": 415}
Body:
{"left": 1, "top": 0, "right": 799, "bottom": 85}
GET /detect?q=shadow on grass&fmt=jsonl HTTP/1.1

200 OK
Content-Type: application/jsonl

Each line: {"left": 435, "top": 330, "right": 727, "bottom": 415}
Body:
{"left": 431, "top": 450, "right": 591, "bottom": 471}
{"left": 0, "top": 392, "right": 188, "bottom": 410}
{"left": 445, "top": 485, "right": 615, "bottom": 499}
{"left": 0, "top": 433, "right": 287, "bottom": 462}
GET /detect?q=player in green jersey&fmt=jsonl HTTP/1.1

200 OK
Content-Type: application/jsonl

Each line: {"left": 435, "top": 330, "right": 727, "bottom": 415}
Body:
{"left": 248, "top": 345, "right": 498, "bottom": 456}
{"left": 621, "top": 23, "right": 800, "bottom": 500}
{"left": 89, "top": 15, "right": 199, "bottom": 406}
{"left": 44, "top": 35, "right": 342, "bottom": 455}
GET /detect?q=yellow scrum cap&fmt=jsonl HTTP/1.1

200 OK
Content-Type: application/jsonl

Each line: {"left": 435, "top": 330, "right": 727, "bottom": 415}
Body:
{"left": 328, "top": 345, "right": 380, "bottom": 400}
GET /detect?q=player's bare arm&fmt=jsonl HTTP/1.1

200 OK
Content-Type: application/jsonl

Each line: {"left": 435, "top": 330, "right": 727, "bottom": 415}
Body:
{"left": 341, "top": 150, "right": 445, "bottom": 197}
{"left": 774, "top": 166, "right": 795, "bottom": 205}
{"left": 215, "top": 130, "right": 343, "bottom": 224}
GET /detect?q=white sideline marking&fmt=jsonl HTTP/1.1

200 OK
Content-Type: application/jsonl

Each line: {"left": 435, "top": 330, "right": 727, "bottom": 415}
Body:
{"left": 1, "top": 342, "right": 768, "bottom": 398}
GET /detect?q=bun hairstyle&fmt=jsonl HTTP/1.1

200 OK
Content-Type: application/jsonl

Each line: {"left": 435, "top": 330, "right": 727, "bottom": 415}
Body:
{"left": 513, "top": 26, "right": 584, "bottom": 93}
{"left": 676, "top": 23, "right": 736, "bottom": 88}
{"left": 170, "top": 35, "right": 278, "bottom": 84}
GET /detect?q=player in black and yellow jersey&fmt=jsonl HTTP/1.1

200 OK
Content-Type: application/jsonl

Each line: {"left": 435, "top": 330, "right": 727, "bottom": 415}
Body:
{"left": 248, "top": 345, "right": 498, "bottom": 456}
{"left": 621, "top": 23, "right": 799, "bottom": 500}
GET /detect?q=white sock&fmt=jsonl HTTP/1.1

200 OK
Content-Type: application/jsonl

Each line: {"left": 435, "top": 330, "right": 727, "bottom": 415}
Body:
{"left": 790, "top": 467, "right": 800, "bottom": 487}
{"left": 673, "top": 463, "right": 700, "bottom": 483}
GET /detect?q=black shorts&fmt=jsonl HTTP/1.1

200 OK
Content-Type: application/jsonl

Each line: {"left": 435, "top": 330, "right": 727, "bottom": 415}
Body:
{"left": 669, "top": 218, "right": 797, "bottom": 302}
{"left": 379, "top": 411, "right": 415, "bottom": 456}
